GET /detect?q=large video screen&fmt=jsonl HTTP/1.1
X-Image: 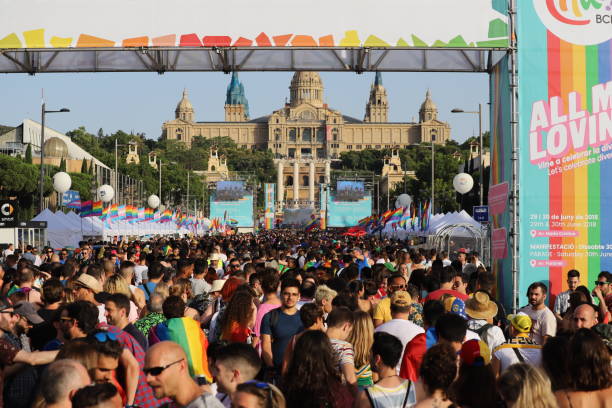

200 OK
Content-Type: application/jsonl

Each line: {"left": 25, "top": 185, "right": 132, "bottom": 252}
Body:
{"left": 215, "top": 181, "right": 246, "bottom": 201}
{"left": 335, "top": 181, "right": 366, "bottom": 202}
{"left": 321, "top": 185, "right": 372, "bottom": 227}
{"left": 210, "top": 193, "right": 254, "bottom": 227}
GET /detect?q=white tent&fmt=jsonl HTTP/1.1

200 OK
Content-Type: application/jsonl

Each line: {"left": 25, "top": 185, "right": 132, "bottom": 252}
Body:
{"left": 33, "top": 209, "right": 82, "bottom": 249}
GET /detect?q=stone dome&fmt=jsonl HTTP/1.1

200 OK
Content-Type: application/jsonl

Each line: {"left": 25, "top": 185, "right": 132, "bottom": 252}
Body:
{"left": 420, "top": 89, "right": 437, "bottom": 111}
{"left": 176, "top": 89, "right": 194, "bottom": 113}
{"left": 43, "top": 137, "right": 68, "bottom": 158}
{"left": 289, "top": 71, "right": 324, "bottom": 107}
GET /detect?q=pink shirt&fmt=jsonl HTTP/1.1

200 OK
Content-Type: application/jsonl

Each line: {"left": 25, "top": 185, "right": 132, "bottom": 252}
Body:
{"left": 255, "top": 303, "right": 281, "bottom": 338}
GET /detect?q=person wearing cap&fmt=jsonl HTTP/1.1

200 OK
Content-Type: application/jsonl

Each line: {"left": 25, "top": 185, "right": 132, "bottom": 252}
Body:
{"left": 375, "top": 290, "right": 424, "bottom": 373}
{"left": 73, "top": 273, "right": 107, "bottom": 324}
{"left": 456, "top": 248, "right": 468, "bottom": 268}
{"left": 373, "top": 274, "right": 415, "bottom": 327}
{"left": 13, "top": 301, "right": 44, "bottom": 349}
{"left": 465, "top": 291, "right": 506, "bottom": 352}
{"left": 491, "top": 313, "right": 542, "bottom": 376}
{"left": 450, "top": 339, "right": 502, "bottom": 408}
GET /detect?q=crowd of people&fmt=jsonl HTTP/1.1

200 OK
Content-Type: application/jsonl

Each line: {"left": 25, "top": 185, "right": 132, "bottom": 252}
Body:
{"left": 0, "top": 230, "right": 610, "bottom": 408}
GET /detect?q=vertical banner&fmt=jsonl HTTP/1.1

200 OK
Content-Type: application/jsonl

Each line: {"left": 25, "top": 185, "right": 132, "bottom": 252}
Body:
{"left": 264, "top": 183, "right": 276, "bottom": 230}
{"left": 518, "top": 2, "right": 612, "bottom": 304}
{"left": 489, "top": 55, "right": 513, "bottom": 307}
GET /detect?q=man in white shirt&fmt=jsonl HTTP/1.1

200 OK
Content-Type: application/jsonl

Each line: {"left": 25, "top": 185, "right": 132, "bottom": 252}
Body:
{"left": 2, "top": 244, "right": 14, "bottom": 260}
{"left": 492, "top": 313, "right": 542, "bottom": 375}
{"left": 519, "top": 282, "right": 557, "bottom": 345}
{"left": 374, "top": 290, "right": 424, "bottom": 372}
{"left": 553, "top": 269, "right": 580, "bottom": 319}
{"left": 465, "top": 291, "right": 506, "bottom": 352}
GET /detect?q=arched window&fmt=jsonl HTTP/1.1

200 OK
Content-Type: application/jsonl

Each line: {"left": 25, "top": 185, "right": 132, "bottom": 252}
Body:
{"left": 211, "top": 165, "right": 216, "bottom": 171}
{"left": 286, "top": 176, "right": 294, "bottom": 186}
{"left": 274, "top": 128, "right": 281, "bottom": 141}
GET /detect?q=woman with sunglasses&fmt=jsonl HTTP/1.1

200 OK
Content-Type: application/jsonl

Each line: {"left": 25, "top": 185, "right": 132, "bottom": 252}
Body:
{"left": 232, "top": 381, "right": 286, "bottom": 408}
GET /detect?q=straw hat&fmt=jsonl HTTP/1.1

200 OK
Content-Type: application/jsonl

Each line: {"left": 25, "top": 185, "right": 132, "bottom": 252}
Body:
{"left": 465, "top": 291, "right": 498, "bottom": 320}
{"left": 74, "top": 274, "right": 103, "bottom": 294}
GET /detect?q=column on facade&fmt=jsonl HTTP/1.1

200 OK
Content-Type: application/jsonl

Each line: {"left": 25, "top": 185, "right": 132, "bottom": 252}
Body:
{"left": 309, "top": 161, "right": 315, "bottom": 208}
{"left": 293, "top": 160, "right": 299, "bottom": 208}
{"left": 277, "top": 160, "right": 284, "bottom": 211}
{"left": 324, "top": 160, "right": 331, "bottom": 184}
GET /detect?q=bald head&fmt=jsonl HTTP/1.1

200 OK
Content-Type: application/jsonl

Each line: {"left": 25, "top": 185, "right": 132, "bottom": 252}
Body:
{"left": 145, "top": 341, "right": 191, "bottom": 400}
{"left": 41, "top": 359, "right": 91, "bottom": 406}
{"left": 573, "top": 303, "right": 598, "bottom": 329}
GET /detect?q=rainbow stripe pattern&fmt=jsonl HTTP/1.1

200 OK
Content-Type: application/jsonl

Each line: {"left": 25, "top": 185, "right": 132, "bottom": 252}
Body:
{"left": 148, "top": 317, "right": 212, "bottom": 383}
{"left": 518, "top": 2, "right": 612, "bottom": 304}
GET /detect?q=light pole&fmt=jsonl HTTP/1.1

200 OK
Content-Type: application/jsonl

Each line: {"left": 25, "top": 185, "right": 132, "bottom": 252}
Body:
{"left": 113, "top": 139, "right": 129, "bottom": 205}
{"left": 452, "top": 104, "right": 483, "bottom": 205}
{"left": 39, "top": 103, "right": 70, "bottom": 213}
{"left": 431, "top": 130, "right": 436, "bottom": 214}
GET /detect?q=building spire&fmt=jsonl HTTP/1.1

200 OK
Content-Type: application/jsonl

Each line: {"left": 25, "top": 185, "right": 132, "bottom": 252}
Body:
{"left": 225, "top": 72, "right": 250, "bottom": 121}
{"left": 374, "top": 72, "right": 383, "bottom": 87}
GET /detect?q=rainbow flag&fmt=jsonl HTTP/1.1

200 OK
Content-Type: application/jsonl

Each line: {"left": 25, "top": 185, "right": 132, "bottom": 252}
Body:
{"left": 148, "top": 317, "right": 212, "bottom": 383}
{"left": 227, "top": 218, "right": 238, "bottom": 226}
{"left": 80, "top": 201, "right": 92, "bottom": 217}
{"left": 91, "top": 201, "right": 103, "bottom": 217}
{"left": 110, "top": 204, "right": 119, "bottom": 219}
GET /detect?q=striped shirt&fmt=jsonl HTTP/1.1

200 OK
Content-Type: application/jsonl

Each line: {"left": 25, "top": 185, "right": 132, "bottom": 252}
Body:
{"left": 365, "top": 380, "right": 416, "bottom": 408}
{"left": 330, "top": 338, "right": 354, "bottom": 381}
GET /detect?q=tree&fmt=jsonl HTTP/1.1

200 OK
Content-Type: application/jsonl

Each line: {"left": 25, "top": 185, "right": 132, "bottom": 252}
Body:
{"left": 59, "top": 157, "right": 66, "bottom": 172}
{"left": 81, "top": 159, "right": 88, "bottom": 173}
{"left": 25, "top": 144, "right": 32, "bottom": 164}
{"left": 97, "top": 128, "right": 104, "bottom": 139}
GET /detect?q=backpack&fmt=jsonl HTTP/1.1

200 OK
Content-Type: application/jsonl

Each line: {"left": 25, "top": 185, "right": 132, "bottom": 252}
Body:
{"left": 475, "top": 323, "right": 494, "bottom": 337}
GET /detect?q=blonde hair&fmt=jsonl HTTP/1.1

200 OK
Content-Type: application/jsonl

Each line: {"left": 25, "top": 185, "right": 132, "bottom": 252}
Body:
{"left": 498, "top": 364, "right": 557, "bottom": 408}
{"left": 153, "top": 281, "right": 170, "bottom": 299}
{"left": 103, "top": 274, "right": 131, "bottom": 297}
{"left": 314, "top": 285, "right": 337, "bottom": 305}
{"left": 347, "top": 310, "right": 374, "bottom": 368}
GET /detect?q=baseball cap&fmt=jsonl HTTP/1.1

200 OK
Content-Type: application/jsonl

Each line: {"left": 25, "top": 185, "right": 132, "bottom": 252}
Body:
{"left": 507, "top": 313, "right": 532, "bottom": 333}
{"left": 460, "top": 339, "right": 491, "bottom": 366}
{"left": 74, "top": 274, "right": 103, "bottom": 294}
{"left": 14, "top": 302, "right": 44, "bottom": 325}
{"left": 443, "top": 296, "right": 467, "bottom": 319}
{"left": 390, "top": 290, "right": 412, "bottom": 307}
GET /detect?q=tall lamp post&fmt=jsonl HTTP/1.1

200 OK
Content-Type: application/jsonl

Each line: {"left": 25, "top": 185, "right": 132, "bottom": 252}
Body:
{"left": 451, "top": 104, "right": 483, "bottom": 205}
{"left": 39, "top": 104, "right": 70, "bottom": 213}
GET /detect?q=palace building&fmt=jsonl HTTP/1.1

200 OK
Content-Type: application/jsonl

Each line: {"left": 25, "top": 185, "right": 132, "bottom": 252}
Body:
{"left": 162, "top": 72, "right": 451, "bottom": 209}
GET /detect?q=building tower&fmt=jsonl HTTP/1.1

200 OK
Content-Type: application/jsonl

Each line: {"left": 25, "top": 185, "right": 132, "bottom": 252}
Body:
{"left": 364, "top": 72, "right": 388, "bottom": 123}
{"left": 224, "top": 72, "right": 250, "bottom": 122}
{"left": 419, "top": 89, "right": 438, "bottom": 122}
{"left": 175, "top": 89, "right": 195, "bottom": 122}
{"left": 125, "top": 140, "right": 140, "bottom": 165}
{"left": 289, "top": 72, "right": 324, "bottom": 108}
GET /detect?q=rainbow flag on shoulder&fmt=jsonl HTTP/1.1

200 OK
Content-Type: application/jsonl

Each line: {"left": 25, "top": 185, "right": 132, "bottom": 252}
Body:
{"left": 148, "top": 317, "right": 212, "bottom": 383}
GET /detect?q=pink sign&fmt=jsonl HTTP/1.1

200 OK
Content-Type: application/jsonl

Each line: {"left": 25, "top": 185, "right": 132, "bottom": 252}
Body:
{"left": 529, "top": 260, "right": 567, "bottom": 268}
{"left": 492, "top": 228, "right": 508, "bottom": 259}
{"left": 530, "top": 230, "right": 579, "bottom": 238}
{"left": 488, "top": 182, "right": 509, "bottom": 215}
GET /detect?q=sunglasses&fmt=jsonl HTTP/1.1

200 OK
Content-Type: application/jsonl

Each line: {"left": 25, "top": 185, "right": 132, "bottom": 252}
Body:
{"left": 93, "top": 331, "right": 118, "bottom": 343}
{"left": 390, "top": 284, "right": 406, "bottom": 290}
{"left": 143, "top": 358, "right": 184, "bottom": 376}
{"left": 595, "top": 281, "right": 609, "bottom": 286}
{"left": 0, "top": 310, "right": 15, "bottom": 317}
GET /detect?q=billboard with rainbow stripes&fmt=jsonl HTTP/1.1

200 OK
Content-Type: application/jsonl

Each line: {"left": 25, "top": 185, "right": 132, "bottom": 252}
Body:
{"left": 518, "top": 1, "right": 612, "bottom": 304}
{"left": 0, "top": 0, "right": 508, "bottom": 49}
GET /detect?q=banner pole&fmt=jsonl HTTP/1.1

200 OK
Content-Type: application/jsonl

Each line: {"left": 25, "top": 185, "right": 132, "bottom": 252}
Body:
{"left": 509, "top": 0, "right": 519, "bottom": 314}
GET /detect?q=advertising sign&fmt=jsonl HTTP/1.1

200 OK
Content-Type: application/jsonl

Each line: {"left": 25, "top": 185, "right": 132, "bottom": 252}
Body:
{"left": 321, "top": 185, "right": 371, "bottom": 227}
{"left": 0, "top": 0, "right": 508, "bottom": 49}
{"left": 0, "top": 200, "right": 18, "bottom": 228}
{"left": 264, "top": 183, "right": 275, "bottom": 230}
{"left": 210, "top": 192, "right": 254, "bottom": 227}
{"left": 518, "top": 1, "right": 612, "bottom": 301}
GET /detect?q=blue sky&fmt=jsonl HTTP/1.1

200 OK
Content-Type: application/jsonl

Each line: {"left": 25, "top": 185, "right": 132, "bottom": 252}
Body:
{"left": 0, "top": 71, "right": 489, "bottom": 143}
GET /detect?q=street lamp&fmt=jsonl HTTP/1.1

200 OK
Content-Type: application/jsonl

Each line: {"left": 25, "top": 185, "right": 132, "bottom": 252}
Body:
{"left": 39, "top": 104, "right": 70, "bottom": 213}
{"left": 451, "top": 104, "right": 483, "bottom": 205}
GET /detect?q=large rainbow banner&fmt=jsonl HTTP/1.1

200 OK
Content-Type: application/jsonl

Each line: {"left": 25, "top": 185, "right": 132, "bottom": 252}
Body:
{"left": 518, "top": 1, "right": 612, "bottom": 305}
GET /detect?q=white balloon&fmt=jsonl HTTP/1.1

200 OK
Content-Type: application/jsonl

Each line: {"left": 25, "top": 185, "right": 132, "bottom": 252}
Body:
{"left": 453, "top": 173, "right": 474, "bottom": 194}
{"left": 97, "top": 184, "right": 115, "bottom": 203}
{"left": 395, "top": 193, "right": 412, "bottom": 209}
{"left": 53, "top": 172, "right": 72, "bottom": 193}
{"left": 147, "top": 194, "right": 160, "bottom": 209}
